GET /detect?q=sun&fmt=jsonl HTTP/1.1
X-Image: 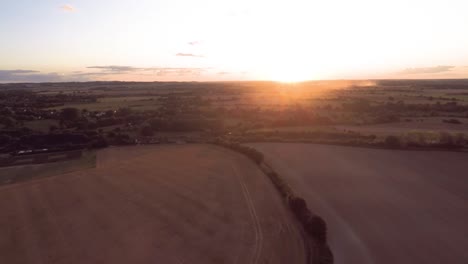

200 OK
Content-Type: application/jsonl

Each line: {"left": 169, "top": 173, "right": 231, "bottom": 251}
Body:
{"left": 268, "top": 68, "right": 317, "bottom": 83}
{"left": 258, "top": 57, "right": 320, "bottom": 83}
{"left": 274, "top": 74, "right": 308, "bottom": 83}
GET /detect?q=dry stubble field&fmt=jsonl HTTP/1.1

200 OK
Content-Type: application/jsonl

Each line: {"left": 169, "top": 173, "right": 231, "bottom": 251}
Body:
{"left": 0, "top": 144, "right": 308, "bottom": 264}
{"left": 250, "top": 143, "right": 468, "bottom": 264}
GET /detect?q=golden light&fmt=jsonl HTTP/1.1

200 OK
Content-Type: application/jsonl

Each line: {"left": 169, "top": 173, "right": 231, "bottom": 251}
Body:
{"left": 271, "top": 71, "right": 314, "bottom": 83}
{"left": 266, "top": 64, "right": 320, "bottom": 83}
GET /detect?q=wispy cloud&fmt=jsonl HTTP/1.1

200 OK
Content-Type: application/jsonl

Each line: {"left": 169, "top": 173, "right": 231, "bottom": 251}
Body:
{"left": 1, "top": 70, "right": 39, "bottom": 74}
{"left": 145, "top": 67, "right": 206, "bottom": 76}
{"left": 87, "top": 65, "right": 207, "bottom": 76}
{"left": 176, "top": 53, "right": 204, "bottom": 58}
{"left": 0, "top": 66, "right": 211, "bottom": 83}
{"left": 217, "top": 71, "right": 230, "bottom": 75}
{"left": 60, "top": 4, "right": 75, "bottom": 12}
{"left": 87, "top": 65, "right": 140, "bottom": 73}
{"left": 399, "top": 65, "right": 455, "bottom": 75}
{"left": 0, "top": 70, "right": 89, "bottom": 82}
{"left": 188, "top": 41, "right": 200, "bottom": 46}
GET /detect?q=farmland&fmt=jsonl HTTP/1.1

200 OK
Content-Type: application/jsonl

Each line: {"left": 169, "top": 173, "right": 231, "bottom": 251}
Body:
{"left": 2, "top": 80, "right": 468, "bottom": 154}
{"left": 1, "top": 80, "right": 468, "bottom": 263}
{"left": 0, "top": 151, "right": 96, "bottom": 185}
{"left": 250, "top": 143, "right": 468, "bottom": 264}
{"left": 0, "top": 144, "right": 309, "bottom": 264}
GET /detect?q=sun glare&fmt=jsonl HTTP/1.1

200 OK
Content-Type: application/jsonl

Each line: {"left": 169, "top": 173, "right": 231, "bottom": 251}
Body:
{"left": 268, "top": 68, "right": 318, "bottom": 83}
{"left": 274, "top": 74, "right": 309, "bottom": 83}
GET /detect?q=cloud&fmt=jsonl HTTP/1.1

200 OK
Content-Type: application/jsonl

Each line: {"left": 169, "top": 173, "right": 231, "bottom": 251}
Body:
{"left": 188, "top": 41, "right": 200, "bottom": 46}
{"left": 176, "top": 53, "right": 204, "bottom": 58}
{"left": 86, "top": 65, "right": 141, "bottom": 73}
{"left": 6, "top": 70, "right": 39, "bottom": 74}
{"left": 87, "top": 66, "right": 207, "bottom": 76}
{"left": 60, "top": 4, "right": 75, "bottom": 12}
{"left": 0, "top": 70, "right": 89, "bottom": 82}
{"left": 144, "top": 67, "right": 207, "bottom": 76}
{"left": 217, "top": 71, "right": 230, "bottom": 75}
{"left": 0, "top": 66, "right": 210, "bottom": 83}
{"left": 399, "top": 65, "right": 455, "bottom": 75}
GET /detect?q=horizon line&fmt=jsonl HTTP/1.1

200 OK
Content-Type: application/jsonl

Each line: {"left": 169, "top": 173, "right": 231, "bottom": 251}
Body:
{"left": 2, "top": 78, "right": 468, "bottom": 85}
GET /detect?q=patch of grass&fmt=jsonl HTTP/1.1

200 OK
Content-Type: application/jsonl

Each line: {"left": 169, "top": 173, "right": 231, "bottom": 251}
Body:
{"left": 48, "top": 96, "right": 161, "bottom": 111}
{"left": 0, "top": 151, "right": 96, "bottom": 185}
{"left": 24, "top": 119, "right": 59, "bottom": 133}
{"left": 249, "top": 126, "right": 334, "bottom": 133}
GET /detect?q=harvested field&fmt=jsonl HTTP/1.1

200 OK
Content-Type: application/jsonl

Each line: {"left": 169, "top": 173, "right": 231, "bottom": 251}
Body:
{"left": 0, "top": 144, "right": 308, "bottom": 264}
{"left": 335, "top": 117, "right": 468, "bottom": 136}
{"left": 250, "top": 143, "right": 468, "bottom": 264}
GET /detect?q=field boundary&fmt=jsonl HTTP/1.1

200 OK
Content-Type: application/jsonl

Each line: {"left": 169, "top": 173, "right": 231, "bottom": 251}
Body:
{"left": 243, "top": 140, "right": 468, "bottom": 153}
{"left": 238, "top": 138, "right": 468, "bottom": 152}
{"left": 0, "top": 150, "right": 84, "bottom": 168}
{"left": 213, "top": 140, "right": 334, "bottom": 264}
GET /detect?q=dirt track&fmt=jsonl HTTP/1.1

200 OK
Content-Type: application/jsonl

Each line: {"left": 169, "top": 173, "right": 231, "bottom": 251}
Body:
{"left": 251, "top": 143, "right": 468, "bottom": 264}
{"left": 0, "top": 144, "right": 307, "bottom": 264}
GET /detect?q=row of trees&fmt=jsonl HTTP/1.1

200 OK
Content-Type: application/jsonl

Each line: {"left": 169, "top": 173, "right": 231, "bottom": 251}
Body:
{"left": 221, "top": 130, "right": 466, "bottom": 150}
{"left": 384, "top": 132, "right": 466, "bottom": 149}
{"left": 213, "top": 140, "right": 264, "bottom": 164}
{"left": 342, "top": 100, "right": 468, "bottom": 114}
{"left": 213, "top": 140, "right": 333, "bottom": 264}
{"left": 0, "top": 90, "right": 97, "bottom": 109}
{"left": 0, "top": 129, "right": 108, "bottom": 154}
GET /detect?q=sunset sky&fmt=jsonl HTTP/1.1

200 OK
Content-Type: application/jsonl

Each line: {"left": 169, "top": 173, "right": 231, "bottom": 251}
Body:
{"left": 1, "top": 0, "right": 468, "bottom": 82}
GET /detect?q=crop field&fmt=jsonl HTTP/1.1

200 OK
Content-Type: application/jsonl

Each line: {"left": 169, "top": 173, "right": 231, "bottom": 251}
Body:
{"left": 48, "top": 96, "right": 161, "bottom": 111}
{"left": 0, "top": 144, "right": 308, "bottom": 264}
{"left": 0, "top": 151, "right": 96, "bottom": 185}
{"left": 334, "top": 117, "right": 468, "bottom": 137}
{"left": 250, "top": 143, "right": 468, "bottom": 264}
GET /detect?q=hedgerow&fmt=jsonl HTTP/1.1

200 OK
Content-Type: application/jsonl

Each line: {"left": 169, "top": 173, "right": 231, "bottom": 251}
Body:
{"left": 213, "top": 139, "right": 333, "bottom": 264}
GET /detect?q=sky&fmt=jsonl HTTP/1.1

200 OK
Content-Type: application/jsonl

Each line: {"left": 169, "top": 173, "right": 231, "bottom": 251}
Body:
{"left": 1, "top": 0, "right": 468, "bottom": 82}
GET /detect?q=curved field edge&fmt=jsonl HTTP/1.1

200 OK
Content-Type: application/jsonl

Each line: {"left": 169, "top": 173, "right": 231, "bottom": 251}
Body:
{"left": 213, "top": 140, "right": 334, "bottom": 264}
{"left": 249, "top": 142, "right": 468, "bottom": 264}
{"left": 0, "top": 144, "right": 307, "bottom": 264}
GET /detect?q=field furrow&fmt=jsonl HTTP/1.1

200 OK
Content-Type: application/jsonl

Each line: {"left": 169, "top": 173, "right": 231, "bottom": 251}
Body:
{"left": 251, "top": 142, "right": 468, "bottom": 264}
{"left": 0, "top": 144, "right": 308, "bottom": 264}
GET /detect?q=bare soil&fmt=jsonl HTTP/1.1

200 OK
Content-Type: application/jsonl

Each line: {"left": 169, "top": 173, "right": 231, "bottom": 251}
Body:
{"left": 250, "top": 143, "right": 468, "bottom": 264}
{"left": 0, "top": 144, "right": 307, "bottom": 264}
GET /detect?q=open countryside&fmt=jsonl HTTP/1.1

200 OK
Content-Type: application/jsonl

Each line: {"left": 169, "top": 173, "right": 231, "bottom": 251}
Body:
{"left": 2, "top": 0, "right": 468, "bottom": 262}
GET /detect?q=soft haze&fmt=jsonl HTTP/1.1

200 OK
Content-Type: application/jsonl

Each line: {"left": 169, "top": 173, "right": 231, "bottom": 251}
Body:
{"left": 1, "top": 0, "right": 468, "bottom": 82}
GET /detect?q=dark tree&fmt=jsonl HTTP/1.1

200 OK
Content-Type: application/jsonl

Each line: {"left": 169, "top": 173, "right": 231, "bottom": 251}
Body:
{"left": 384, "top": 135, "right": 401, "bottom": 148}
{"left": 140, "top": 126, "right": 155, "bottom": 137}
{"left": 60, "top": 108, "right": 80, "bottom": 121}
{"left": 116, "top": 107, "right": 132, "bottom": 117}
{"left": 49, "top": 125, "right": 58, "bottom": 132}
{"left": 0, "top": 116, "right": 16, "bottom": 128}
